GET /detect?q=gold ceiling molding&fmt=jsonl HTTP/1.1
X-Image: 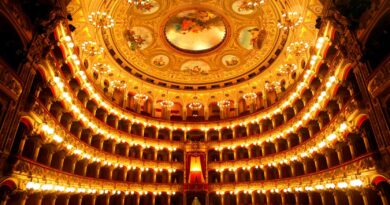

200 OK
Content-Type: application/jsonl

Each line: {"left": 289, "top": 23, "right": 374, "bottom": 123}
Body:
{"left": 67, "top": 0, "right": 322, "bottom": 99}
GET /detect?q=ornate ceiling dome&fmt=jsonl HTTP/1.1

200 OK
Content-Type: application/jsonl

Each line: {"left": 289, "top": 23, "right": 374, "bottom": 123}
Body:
{"left": 67, "top": 0, "right": 322, "bottom": 104}
{"left": 102, "top": 0, "right": 284, "bottom": 88}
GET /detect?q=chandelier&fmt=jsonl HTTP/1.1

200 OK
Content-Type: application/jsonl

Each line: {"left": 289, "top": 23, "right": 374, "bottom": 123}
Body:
{"left": 278, "top": 63, "right": 297, "bottom": 76}
{"left": 277, "top": 11, "right": 303, "bottom": 30}
{"left": 81, "top": 41, "right": 104, "bottom": 56}
{"left": 111, "top": 80, "right": 127, "bottom": 90}
{"left": 243, "top": 92, "right": 257, "bottom": 104}
{"left": 92, "top": 63, "right": 112, "bottom": 75}
{"left": 88, "top": 11, "right": 115, "bottom": 29}
{"left": 160, "top": 100, "right": 174, "bottom": 110}
{"left": 128, "top": 0, "right": 152, "bottom": 6}
{"left": 188, "top": 102, "right": 203, "bottom": 111}
{"left": 287, "top": 41, "right": 309, "bottom": 56}
{"left": 239, "top": 0, "right": 265, "bottom": 10}
{"left": 265, "top": 81, "right": 281, "bottom": 91}
{"left": 217, "top": 100, "right": 231, "bottom": 109}
{"left": 134, "top": 93, "right": 148, "bottom": 105}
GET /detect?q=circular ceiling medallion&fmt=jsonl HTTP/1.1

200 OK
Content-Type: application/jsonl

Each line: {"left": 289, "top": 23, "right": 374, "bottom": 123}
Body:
{"left": 164, "top": 9, "right": 227, "bottom": 53}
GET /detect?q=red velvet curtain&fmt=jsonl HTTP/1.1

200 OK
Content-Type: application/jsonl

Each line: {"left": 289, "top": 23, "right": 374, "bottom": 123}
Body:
{"left": 186, "top": 152, "right": 206, "bottom": 184}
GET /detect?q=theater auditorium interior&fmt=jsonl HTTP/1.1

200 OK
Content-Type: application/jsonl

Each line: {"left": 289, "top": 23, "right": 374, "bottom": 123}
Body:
{"left": 0, "top": 0, "right": 389, "bottom": 204}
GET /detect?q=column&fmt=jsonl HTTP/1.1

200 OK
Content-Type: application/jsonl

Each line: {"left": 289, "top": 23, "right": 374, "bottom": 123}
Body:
{"left": 90, "top": 195, "right": 96, "bottom": 205}
{"left": 84, "top": 131, "right": 93, "bottom": 145}
{"left": 333, "top": 191, "right": 341, "bottom": 205}
{"left": 32, "top": 141, "right": 42, "bottom": 161}
{"left": 122, "top": 167, "right": 128, "bottom": 181}
{"left": 249, "top": 168, "right": 254, "bottom": 181}
{"left": 264, "top": 168, "right": 269, "bottom": 180}
{"left": 46, "top": 147, "right": 55, "bottom": 166}
{"left": 361, "top": 134, "right": 372, "bottom": 152}
{"left": 287, "top": 138, "right": 292, "bottom": 149}
{"left": 280, "top": 193, "right": 286, "bottom": 205}
{"left": 124, "top": 144, "right": 130, "bottom": 157}
{"left": 76, "top": 194, "right": 83, "bottom": 205}
{"left": 360, "top": 189, "right": 370, "bottom": 205}
{"left": 167, "top": 195, "right": 171, "bottom": 205}
{"left": 232, "top": 129, "right": 236, "bottom": 139}
{"left": 308, "top": 192, "right": 314, "bottom": 205}
{"left": 277, "top": 165, "right": 283, "bottom": 179}
{"left": 271, "top": 116, "right": 277, "bottom": 128}
{"left": 283, "top": 112, "right": 289, "bottom": 124}
{"left": 151, "top": 194, "right": 156, "bottom": 205}
{"left": 121, "top": 194, "right": 129, "bottom": 205}
{"left": 220, "top": 195, "right": 224, "bottom": 205}
{"left": 110, "top": 141, "right": 116, "bottom": 154}
{"left": 101, "top": 112, "right": 108, "bottom": 123}
{"left": 138, "top": 169, "right": 142, "bottom": 183}
{"left": 63, "top": 195, "right": 70, "bottom": 205}
{"left": 35, "top": 193, "right": 44, "bottom": 205}
{"left": 218, "top": 130, "right": 222, "bottom": 141}
{"left": 234, "top": 170, "right": 239, "bottom": 182}
{"left": 69, "top": 157, "right": 78, "bottom": 174}
{"left": 127, "top": 122, "right": 132, "bottom": 134}
{"left": 320, "top": 192, "right": 327, "bottom": 205}
{"left": 17, "top": 135, "right": 28, "bottom": 155}
{"left": 46, "top": 194, "right": 57, "bottom": 205}
{"left": 314, "top": 155, "right": 321, "bottom": 171}
{"left": 139, "top": 147, "right": 144, "bottom": 159}
{"left": 248, "top": 146, "right": 253, "bottom": 158}
{"left": 274, "top": 142, "right": 280, "bottom": 153}
{"left": 105, "top": 194, "right": 111, "bottom": 205}
{"left": 108, "top": 167, "right": 114, "bottom": 180}
{"left": 141, "top": 126, "right": 145, "bottom": 137}
{"left": 81, "top": 160, "right": 88, "bottom": 176}
{"left": 335, "top": 145, "right": 344, "bottom": 164}
{"left": 154, "top": 149, "right": 158, "bottom": 161}
{"left": 98, "top": 137, "right": 104, "bottom": 150}
{"left": 246, "top": 125, "right": 250, "bottom": 136}
{"left": 295, "top": 193, "right": 300, "bottom": 205}
{"left": 302, "top": 159, "right": 308, "bottom": 174}
{"left": 347, "top": 140, "right": 357, "bottom": 158}
{"left": 346, "top": 190, "right": 354, "bottom": 205}
{"left": 291, "top": 163, "right": 297, "bottom": 177}
{"left": 169, "top": 130, "right": 173, "bottom": 140}
{"left": 135, "top": 194, "right": 140, "bottom": 205}
{"left": 236, "top": 193, "right": 240, "bottom": 205}
{"left": 153, "top": 170, "right": 157, "bottom": 183}
{"left": 261, "top": 145, "right": 267, "bottom": 156}
{"left": 251, "top": 192, "right": 256, "bottom": 205}
{"left": 324, "top": 150, "right": 333, "bottom": 168}
{"left": 266, "top": 192, "right": 272, "bottom": 205}
{"left": 259, "top": 123, "right": 263, "bottom": 133}
{"left": 379, "top": 191, "right": 390, "bottom": 205}
{"left": 0, "top": 196, "right": 9, "bottom": 205}
{"left": 155, "top": 128, "right": 159, "bottom": 139}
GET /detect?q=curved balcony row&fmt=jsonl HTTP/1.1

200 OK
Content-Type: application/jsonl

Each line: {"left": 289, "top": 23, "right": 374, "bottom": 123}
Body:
{"left": 50, "top": 21, "right": 337, "bottom": 129}
{"left": 19, "top": 127, "right": 185, "bottom": 183}
{"left": 207, "top": 121, "right": 374, "bottom": 183}
{"left": 34, "top": 43, "right": 351, "bottom": 153}
{"left": 19, "top": 103, "right": 184, "bottom": 178}
{"left": 207, "top": 100, "right": 370, "bottom": 170}
{"left": 6, "top": 153, "right": 385, "bottom": 205}
{"left": 9, "top": 159, "right": 182, "bottom": 205}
